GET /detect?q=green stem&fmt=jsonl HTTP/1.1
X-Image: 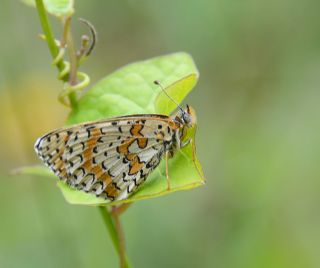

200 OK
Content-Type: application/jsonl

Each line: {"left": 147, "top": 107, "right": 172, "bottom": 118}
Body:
{"left": 35, "top": 0, "right": 76, "bottom": 108}
{"left": 65, "top": 17, "right": 78, "bottom": 108}
{"left": 35, "top": 0, "right": 65, "bottom": 74}
{"left": 98, "top": 207, "right": 132, "bottom": 268}
{"left": 113, "top": 211, "right": 125, "bottom": 268}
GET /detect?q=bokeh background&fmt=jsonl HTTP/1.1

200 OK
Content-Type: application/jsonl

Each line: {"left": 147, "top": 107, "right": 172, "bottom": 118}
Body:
{"left": 1, "top": 1, "right": 319, "bottom": 267}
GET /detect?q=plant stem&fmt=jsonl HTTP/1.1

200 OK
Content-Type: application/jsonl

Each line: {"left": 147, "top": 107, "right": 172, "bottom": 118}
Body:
{"left": 112, "top": 209, "right": 126, "bottom": 268}
{"left": 98, "top": 207, "right": 132, "bottom": 268}
{"left": 64, "top": 17, "right": 78, "bottom": 108}
{"left": 35, "top": 0, "right": 62, "bottom": 68}
{"left": 35, "top": 0, "right": 76, "bottom": 108}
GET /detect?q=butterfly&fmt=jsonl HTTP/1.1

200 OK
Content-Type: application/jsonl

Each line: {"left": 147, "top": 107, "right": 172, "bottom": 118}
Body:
{"left": 34, "top": 85, "right": 197, "bottom": 202}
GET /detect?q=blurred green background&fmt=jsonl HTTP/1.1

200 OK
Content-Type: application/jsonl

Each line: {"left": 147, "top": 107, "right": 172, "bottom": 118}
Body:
{"left": 1, "top": 1, "right": 319, "bottom": 267}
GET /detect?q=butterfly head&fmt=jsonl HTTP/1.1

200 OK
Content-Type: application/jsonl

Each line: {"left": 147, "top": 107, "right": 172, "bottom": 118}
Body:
{"left": 173, "top": 105, "right": 197, "bottom": 147}
{"left": 181, "top": 105, "right": 197, "bottom": 127}
{"left": 174, "top": 104, "right": 197, "bottom": 129}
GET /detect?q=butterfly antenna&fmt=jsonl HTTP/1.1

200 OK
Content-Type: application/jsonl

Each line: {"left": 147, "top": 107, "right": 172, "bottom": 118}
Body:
{"left": 154, "top": 80, "right": 184, "bottom": 112}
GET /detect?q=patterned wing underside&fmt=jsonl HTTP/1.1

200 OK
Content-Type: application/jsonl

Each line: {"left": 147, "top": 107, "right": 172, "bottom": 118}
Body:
{"left": 34, "top": 115, "right": 176, "bottom": 201}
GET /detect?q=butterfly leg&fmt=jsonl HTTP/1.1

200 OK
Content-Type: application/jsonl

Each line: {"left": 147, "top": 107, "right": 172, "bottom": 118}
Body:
{"left": 190, "top": 138, "right": 196, "bottom": 162}
{"left": 165, "top": 151, "right": 171, "bottom": 191}
{"left": 190, "top": 138, "right": 204, "bottom": 180}
{"left": 181, "top": 138, "right": 191, "bottom": 148}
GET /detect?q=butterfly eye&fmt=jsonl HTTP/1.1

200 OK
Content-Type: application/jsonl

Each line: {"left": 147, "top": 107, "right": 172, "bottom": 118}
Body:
{"left": 182, "top": 111, "right": 192, "bottom": 125}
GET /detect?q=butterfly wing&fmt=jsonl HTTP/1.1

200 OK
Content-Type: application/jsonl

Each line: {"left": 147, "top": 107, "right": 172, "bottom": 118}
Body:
{"left": 34, "top": 115, "right": 176, "bottom": 201}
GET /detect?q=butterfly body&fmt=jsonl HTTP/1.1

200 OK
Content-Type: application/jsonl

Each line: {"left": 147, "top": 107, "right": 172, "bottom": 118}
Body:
{"left": 34, "top": 106, "right": 197, "bottom": 202}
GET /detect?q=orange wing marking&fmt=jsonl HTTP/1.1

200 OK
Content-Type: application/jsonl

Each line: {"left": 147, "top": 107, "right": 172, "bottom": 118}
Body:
{"left": 130, "top": 124, "right": 144, "bottom": 137}
{"left": 128, "top": 155, "right": 144, "bottom": 175}
{"left": 137, "top": 138, "right": 148, "bottom": 149}
{"left": 104, "top": 183, "right": 119, "bottom": 199}
{"left": 117, "top": 138, "right": 135, "bottom": 155}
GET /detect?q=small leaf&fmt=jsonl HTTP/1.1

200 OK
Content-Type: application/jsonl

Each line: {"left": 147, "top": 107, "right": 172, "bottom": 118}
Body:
{"left": 57, "top": 181, "right": 108, "bottom": 205}
{"left": 23, "top": 53, "right": 205, "bottom": 205}
{"left": 63, "top": 52, "right": 204, "bottom": 205}
{"left": 22, "top": 0, "right": 74, "bottom": 17}
{"left": 12, "top": 165, "right": 56, "bottom": 178}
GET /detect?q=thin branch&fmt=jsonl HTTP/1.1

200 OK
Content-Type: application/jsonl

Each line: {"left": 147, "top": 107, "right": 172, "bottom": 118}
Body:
{"left": 112, "top": 206, "right": 127, "bottom": 268}
{"left": 35, "top": 0, "right": 63, "bottom": 69}
{"left": 65, "top": 17, "right": 78, "bottom": 108}
{"left": 35, "top": 0, "right": 76, "bottom": 108}
{"left": 98, "top": 207, "right": 132, "bottom": 268}
{"left": 78, "top": 18, "right": 97, "bottom": 57}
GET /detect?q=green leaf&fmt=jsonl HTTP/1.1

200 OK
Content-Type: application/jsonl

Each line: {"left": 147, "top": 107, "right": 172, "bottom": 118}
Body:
{"left": 65, "top": 52, "right": 205, "bottom": 205}
{"left": 22, "top": 0, "right": 74, "bottom": 17}
{"left": 23, "top": 52, "right": 205, "bottom": 205}
{"left": 67, "top": 52, "right": 199, "bottom": 124}
{"left": 12, "top": 165, "right": 56, "bottom": 178}
{"left": 57, "top": 181, "right": 108, "bottom": 205}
